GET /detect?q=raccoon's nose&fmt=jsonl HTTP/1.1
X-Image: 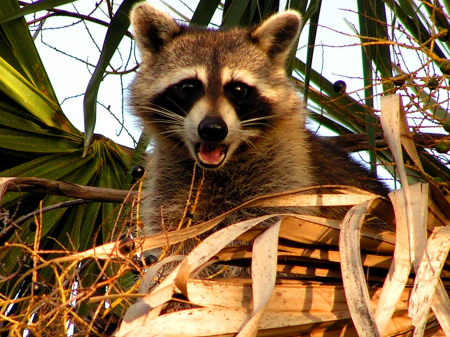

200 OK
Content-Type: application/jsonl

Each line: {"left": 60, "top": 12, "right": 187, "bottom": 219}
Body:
{"left": 198, "top": 116, "right": 228, "bottom": 141}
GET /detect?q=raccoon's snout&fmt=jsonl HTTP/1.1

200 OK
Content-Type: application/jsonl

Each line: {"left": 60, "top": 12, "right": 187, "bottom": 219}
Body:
{"left": 197, "top": 116, "right": 228, "bottom": 141}
{"left": 195, "top": 116, "right": 229, "bottom": 168}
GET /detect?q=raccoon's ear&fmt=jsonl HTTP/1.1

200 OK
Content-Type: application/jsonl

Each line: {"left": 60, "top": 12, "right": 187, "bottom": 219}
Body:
{"left": 252, "top": 11, "right": 301, "bottom": 65}
{"left": 130, "top": 3, "right": 181, "bottom": 56}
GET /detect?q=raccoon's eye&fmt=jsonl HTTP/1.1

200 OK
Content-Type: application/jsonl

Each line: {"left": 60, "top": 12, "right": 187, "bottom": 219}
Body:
{"left": 177, "top": 79, "right": 203, "bottom": 97}
{"left": 226, "top": 82, "right": 250, "bottom": 100}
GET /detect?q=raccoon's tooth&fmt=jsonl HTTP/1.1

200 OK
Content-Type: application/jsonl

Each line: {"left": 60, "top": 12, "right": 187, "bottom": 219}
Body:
{"left": 196, "top": 142, "right": 227, "bottom": 167}
{"left": 198, "top": 151, "right": 224, "bottom": 166}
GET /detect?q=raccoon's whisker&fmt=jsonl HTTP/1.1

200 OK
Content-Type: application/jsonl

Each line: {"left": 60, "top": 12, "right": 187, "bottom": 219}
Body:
{"left": 162, "top": 96, "right": 190, "bottom": 117}
{"left": 239, "top": 130, "right": 270, "bottom": 142}
{"left": 134, "top": 104, "right": 185, "bottom": 122}
{"left": 240, "top": 135, "right": 275, "bottom": 163}
{"left": 240, "top": 112, "right": 277, "bottom": 121}
{"left": 166, "top": 137, "right": 187, "bottom": 154}
{"left": 153, "top": 119, "right": 184, "bottom": 126}
{"left": 238, "top": 112, "right": 266, "bottom": 122}
{"left": 239, "top": 114, "right": 278, "bottom": 127}
{"left": 158, "top": 128, "right": 185, "bottom": 137}
{"left": 147, "top": 107, "right": 185, "bottom": 122}
{"left": 240, "top": 120, "right": 270, "bottom": 128}
{"left": 241, "top": 121, "right": 269, "bottom": 128}
{"left": 240, "top": 137, "right": 267, "bottom": 157}
{"left": 241, "top": 137, "right": 258, "bottom": 151}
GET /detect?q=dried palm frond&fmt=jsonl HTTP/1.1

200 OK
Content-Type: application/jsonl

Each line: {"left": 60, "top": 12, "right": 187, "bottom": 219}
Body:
{"left": 113, "top": 95, "right": 450, "bottom": 337}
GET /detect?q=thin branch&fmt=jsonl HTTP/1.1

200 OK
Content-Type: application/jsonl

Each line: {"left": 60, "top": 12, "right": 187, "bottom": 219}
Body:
{"left": 0, "top": 199, "right": 92, "bottom": 243}
{"left": 15, "top": 199, "right": 92, "bottom": 226}
{"left": 21, "top": 4, "right": 135, "bottom": 40}
{"left": 0, "top": 177, "right": 137, "bottom": 204}
{"left": 322, "top": 132, "right": 449, "bottom": 152}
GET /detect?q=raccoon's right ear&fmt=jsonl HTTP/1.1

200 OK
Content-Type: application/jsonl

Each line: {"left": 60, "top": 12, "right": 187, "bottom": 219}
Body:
{"left": 252, "top": 10, "right": 301, "bottom": 66}
{"left": 130, "top": 3, "right": 181, "bottom": 56}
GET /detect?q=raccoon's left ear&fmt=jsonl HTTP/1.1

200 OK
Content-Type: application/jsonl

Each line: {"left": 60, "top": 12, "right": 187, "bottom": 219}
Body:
{"left": 252, "top": 11, "right": 301, "bottom": 66}
{"left": 130, "top": 3, "right": 181, "bottom": 58}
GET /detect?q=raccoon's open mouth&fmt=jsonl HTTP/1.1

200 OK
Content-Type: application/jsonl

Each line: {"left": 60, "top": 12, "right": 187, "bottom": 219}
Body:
{"left": 195, "top": 142, "right": 228, "bottom": 168}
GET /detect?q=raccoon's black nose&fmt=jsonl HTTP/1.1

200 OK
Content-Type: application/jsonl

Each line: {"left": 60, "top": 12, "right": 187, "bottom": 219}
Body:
{"left": 198, "top": 116, "right": 228, "bottom": 141}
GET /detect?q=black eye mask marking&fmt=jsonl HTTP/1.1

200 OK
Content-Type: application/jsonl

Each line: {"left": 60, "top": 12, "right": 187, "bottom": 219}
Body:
{"left": 152, "top": 78, "right": 205, "bottom": 119}
{"left": 224, "top": 81, "right": 272, "bottom": 127}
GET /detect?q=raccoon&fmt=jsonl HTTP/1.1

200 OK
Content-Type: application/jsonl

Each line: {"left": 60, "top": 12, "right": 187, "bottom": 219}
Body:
{"left": 130, "top": 4, "right": 388, "bottom": 254}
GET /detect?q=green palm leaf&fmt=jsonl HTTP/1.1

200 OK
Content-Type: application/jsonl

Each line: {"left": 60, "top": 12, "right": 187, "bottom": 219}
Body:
{"left": 83, "top": 0, "right": 141, "bottom": 154}
{"left": 0, "top": 0, "right": 133, "bottom": 324}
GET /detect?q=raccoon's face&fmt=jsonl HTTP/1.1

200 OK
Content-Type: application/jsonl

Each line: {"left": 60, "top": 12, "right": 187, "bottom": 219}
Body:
{"left": 150, "top": 69, "right": 270, "bottom": 168}
{"left": 131, "top": 4, "right": 301, "bottom": 169}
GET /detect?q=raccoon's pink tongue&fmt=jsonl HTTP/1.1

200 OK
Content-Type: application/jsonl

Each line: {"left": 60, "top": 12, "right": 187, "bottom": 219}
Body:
{"left": 197, "top": 142, "right": 226, "bottom": 166}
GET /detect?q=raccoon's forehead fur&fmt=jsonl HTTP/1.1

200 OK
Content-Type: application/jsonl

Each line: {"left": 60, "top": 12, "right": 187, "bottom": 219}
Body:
{"left": 144, "top": 32, "right": 286, "bottom": 84}
{"left": 135, "top": 33, "right": 282, "bottom": 104}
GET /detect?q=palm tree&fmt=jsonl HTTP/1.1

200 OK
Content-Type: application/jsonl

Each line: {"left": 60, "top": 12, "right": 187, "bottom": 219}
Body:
{"left": 1, "top": 0, "right": 449, "bottom": 335}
